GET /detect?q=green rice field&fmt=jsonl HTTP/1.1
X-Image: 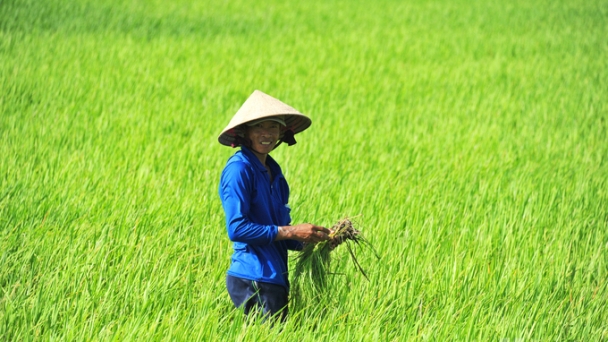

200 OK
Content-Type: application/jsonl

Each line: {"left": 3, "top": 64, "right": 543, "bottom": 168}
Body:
{"left": 1, "top": 0, "right": 607, "bottom": 340}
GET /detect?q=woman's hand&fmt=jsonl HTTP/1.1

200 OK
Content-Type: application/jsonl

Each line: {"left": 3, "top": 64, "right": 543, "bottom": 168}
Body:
{"left": 276, "top": 223, "right": 331, "bottom": 243}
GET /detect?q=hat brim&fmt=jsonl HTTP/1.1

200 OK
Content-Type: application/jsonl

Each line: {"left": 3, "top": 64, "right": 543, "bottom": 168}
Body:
{"left": 218, "top": 113, "right": 311, "bottom": 147}
{"left": 218, "top": 90, "right": 312, "bottom": 147}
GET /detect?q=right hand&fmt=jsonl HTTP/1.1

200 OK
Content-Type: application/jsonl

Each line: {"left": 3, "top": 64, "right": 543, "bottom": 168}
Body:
{"left": 276, "top": 223, "right": 331, "bottom": 243}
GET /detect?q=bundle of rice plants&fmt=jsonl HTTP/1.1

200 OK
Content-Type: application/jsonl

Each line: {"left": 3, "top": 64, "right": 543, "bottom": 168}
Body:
{"left": 291, "top": 217, "right": 380, "bottom": 305}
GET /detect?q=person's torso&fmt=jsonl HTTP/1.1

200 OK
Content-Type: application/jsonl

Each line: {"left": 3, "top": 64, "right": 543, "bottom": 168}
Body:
{"left": 225, "top": 148, "right": 292, "bottom": 288}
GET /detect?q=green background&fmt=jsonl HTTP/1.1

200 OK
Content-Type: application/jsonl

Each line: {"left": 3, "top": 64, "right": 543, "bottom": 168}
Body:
{"left": 1, "top": 0, "right": 607, "bottom": 340}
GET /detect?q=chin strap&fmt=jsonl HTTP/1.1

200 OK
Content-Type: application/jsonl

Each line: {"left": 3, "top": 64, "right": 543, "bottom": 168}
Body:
{"left": 231, "top": 135, "right": 251, "bottom": 148}
{"left": 273, "top": 129, "right": 297, "bottom": 149}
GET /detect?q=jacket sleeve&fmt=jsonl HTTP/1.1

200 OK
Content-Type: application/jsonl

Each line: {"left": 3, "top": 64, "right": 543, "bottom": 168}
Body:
{"left": 219, "top": 161, "right": 278, "bottom": 245}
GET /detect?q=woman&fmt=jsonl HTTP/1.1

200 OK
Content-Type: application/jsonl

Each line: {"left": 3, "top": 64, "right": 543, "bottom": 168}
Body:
{"left": 218, "top": 90, "right": 331, "bottom": 321}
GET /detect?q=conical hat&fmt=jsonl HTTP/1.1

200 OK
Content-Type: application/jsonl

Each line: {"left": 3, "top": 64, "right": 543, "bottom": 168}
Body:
{"left": 218, "top": 90, "right": 312, "bottom": 147}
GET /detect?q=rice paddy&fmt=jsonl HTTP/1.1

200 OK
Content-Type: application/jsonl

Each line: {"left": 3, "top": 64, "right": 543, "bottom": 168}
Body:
{"left": 1, "top": 0, "right": 607, "bottom": 340}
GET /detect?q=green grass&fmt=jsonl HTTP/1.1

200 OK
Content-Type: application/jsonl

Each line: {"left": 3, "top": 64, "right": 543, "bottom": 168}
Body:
{"left": 1, "top": 0, "right": 607, "bottom": 340}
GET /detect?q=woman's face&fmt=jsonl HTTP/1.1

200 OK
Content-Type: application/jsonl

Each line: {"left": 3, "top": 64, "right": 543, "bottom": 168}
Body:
{"left": 245, "top": 120, "right": 281, "bottom": 155}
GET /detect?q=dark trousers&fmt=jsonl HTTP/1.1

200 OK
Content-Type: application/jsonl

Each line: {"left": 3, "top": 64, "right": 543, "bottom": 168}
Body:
{"left": 226, "top": 275, "right": 289, "bottom": 322}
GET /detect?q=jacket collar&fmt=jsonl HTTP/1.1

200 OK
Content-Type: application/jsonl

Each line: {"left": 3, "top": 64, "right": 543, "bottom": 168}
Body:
{"left": 240, "top": 146, "right": 279, "bottom": 174}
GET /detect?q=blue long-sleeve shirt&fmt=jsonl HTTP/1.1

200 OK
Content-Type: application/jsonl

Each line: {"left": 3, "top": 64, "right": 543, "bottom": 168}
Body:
{"left": 219, "top": 146, "right": 303, "bottom": 289}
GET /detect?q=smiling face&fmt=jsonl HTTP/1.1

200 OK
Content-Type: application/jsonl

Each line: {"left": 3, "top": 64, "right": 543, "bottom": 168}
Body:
{"left": 245, "top": 120, "right": 282, "bottom": 158}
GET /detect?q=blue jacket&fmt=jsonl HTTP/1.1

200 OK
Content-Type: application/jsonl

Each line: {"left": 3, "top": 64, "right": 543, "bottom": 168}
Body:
{"left": 219, "top": 146, "right": 303, "bottom": 289}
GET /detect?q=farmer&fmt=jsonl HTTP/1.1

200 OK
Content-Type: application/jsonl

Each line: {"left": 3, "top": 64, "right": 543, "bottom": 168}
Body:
{"left": 218, "top": 90, "right": 331, "bottom": 321}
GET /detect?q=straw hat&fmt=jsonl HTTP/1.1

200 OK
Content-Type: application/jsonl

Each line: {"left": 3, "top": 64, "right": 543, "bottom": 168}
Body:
{"left": 218, "top": 90, "right": 312, "bottom": 147}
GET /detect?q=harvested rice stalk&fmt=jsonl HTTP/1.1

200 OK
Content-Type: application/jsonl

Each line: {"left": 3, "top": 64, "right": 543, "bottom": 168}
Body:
{"left": 291, "top": 218, "right": 379, "bottom": 299}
